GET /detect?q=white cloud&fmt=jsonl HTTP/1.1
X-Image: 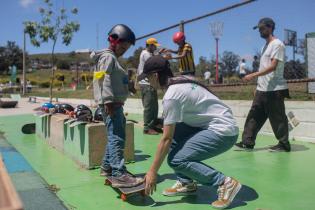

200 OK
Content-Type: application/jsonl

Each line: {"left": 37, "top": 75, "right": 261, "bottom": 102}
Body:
{"left": 20, "top": 0, "right": 35, "bottom": 8}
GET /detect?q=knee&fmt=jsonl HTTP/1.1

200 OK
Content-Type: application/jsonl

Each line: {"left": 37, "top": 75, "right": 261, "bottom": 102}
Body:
{"left": 167, "top": 154, "right": 185, "bottom": 170}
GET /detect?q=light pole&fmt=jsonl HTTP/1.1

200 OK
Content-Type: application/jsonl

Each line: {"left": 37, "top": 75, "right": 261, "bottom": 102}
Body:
{"left": 210, "top": 21, "right": 223, "bottom": 83}
{"left": 22, "top": 29, "right": 26, "bottom": 95}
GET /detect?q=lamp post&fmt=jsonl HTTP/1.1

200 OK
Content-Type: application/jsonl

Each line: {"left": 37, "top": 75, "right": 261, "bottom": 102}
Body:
{"left": 22, "top": 29, "right": 26, "bottom": 95}
{"left": 210, "top": 21, "right": 223, "bottom": 83}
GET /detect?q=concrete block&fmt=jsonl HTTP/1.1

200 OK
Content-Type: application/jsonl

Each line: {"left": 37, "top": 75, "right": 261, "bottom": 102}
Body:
{"left": 47, "top": 114, "right": 69, "bottom": 152}
{"left": 63, "top": 121, "right": 135, "bottom": 169}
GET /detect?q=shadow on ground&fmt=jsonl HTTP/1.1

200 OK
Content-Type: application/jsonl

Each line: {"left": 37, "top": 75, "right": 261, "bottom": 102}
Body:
{"left": 150, "top": 184, "right": 258, "bottom": 209}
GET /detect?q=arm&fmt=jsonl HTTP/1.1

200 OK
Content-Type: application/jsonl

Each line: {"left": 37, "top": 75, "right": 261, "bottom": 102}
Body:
{"left": 243, "top": 58, "right": 278, "bottom": 82}
{"left": 144, "top": 124, "right": 175, "bottom": 195}
{"left": 171, "top": 50, "right": 188, "bottom": 60}
{"left": 98, "top": 54, "right": 116, "bottom": 115}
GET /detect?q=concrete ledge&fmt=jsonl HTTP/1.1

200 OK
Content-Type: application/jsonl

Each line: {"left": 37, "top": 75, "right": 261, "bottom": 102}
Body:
{"left": 124, "top": 99, "right": 315, "bottom": 143}
{"left": 35, "top": 114, "right": 135, "bottom": 169}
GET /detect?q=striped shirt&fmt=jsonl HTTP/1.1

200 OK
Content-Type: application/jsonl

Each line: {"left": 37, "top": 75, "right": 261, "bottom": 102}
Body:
{"left": 178, "top": 43, "right": 195, "bottom": 74}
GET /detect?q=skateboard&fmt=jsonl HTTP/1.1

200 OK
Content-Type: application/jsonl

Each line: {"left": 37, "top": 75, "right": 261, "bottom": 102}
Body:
{"left": 21, "top": 123, "right": 36, "bottom": 134}
{"left": 104, "top": 174, "right": 146, "bottom": 201}
{"left": 287, "top": 111, "right": 300, "bottom": 132}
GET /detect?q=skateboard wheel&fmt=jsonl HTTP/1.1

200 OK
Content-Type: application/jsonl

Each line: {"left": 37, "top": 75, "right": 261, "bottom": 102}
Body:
{"left": 121, "top": 194, "right": 127, "bottom": 201}
{"left": 105, "top": 179, "right": 111, "bottom": 185}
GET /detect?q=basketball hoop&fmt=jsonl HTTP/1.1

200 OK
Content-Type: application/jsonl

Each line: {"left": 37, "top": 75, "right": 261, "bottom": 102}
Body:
{"left": 210, "top": 21, "right": 224, "bottom": 40}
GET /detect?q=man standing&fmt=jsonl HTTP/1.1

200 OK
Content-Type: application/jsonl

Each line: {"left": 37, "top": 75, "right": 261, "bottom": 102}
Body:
{"left": 137, "top": 38, "right": 162, "bottom": 135}
{"left": 239, "top": 59, "right": 247, "bottom": 79}
{"left": 166, "top": 32, "right": 196, "bottom": 76}
{"left": 235, "top": 17, "right": 291, "bottom": 152}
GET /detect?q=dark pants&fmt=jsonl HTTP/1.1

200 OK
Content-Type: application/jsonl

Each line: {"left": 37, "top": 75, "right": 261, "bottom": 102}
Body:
{"left": 242, "top": 90, "right": 289, "bottom": 147}
{"left": 140, "top": 84, "right": 158, "bottom": 131}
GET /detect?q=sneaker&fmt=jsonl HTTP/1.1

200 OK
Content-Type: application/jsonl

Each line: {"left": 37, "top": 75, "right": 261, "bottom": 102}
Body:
{"left": 111, "top": 173, "right": 144, "bottom": 188}
{"left": 100, "top": 167, "right": 112, "bottom": 177}
{"left": 162, "top": 180, "right": 197, "bottom": 196}
{"left": 234, "top": 142, "right": 254, "bottom": 150}
{"left": 211, "top": 177, "right": 242, "bottom": 209}
{"left": 269, "top": 142, "right": 291, "bottom": 152}
{"left": 143, "top": 129, "right": 159, "bottom": 135}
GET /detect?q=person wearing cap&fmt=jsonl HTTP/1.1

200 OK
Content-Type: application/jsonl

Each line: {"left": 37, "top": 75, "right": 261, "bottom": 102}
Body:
{"left": 141, "top": 55, "right": 242, "bottom": 209}
{"left": 137, "top": 38, "right": 163, "bottom": 135}
{"left": 235, "top": 17, "right": 291, "bottom": 152}
{"left": 90, "top": 24, "right": 143, "bottom": 187}
{"left": 165, "top": 32, "right": 196, "bottom": 75}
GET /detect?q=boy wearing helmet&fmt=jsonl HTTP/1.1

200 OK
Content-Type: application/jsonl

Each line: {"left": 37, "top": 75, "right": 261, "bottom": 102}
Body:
{"left": 137, "top": 38, "right": 163, "bottom": 135}
{"left": 91, "top": 24, "right": 143, "bottom": 187}
{"left": 140, "top": 55, "right": 242, "bottom": 209}
{"left": 165, "top": 32, "right": 196, "bottom": 76}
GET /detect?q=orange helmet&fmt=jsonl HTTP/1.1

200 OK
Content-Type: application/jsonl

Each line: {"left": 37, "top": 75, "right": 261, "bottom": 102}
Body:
{"left": 173, "top": 32, "right": 185, "bottom": 44}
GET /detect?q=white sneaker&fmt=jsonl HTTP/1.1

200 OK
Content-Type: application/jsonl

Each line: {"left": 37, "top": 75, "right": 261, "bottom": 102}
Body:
{"left": 211, "top": 177, "right": 241, "bottom": 209}
{"left": 162, "top": 180, "right": 197, "bottom": 196}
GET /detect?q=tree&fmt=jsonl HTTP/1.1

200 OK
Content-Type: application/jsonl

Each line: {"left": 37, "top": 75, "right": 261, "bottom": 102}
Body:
{"left": 0, "top": 41, "right": 27, "bottom": 75}
{"left": 195, "top": 56, "right": 212, "bottom": 77}
{"left": 24, "top": 0, "right": 79, "bottom": 101}
{"left": 220, "top": 51, "right": 240, "bottom": 77}
{"left": 125, "top": 47, "right": 144, "bottom": 69}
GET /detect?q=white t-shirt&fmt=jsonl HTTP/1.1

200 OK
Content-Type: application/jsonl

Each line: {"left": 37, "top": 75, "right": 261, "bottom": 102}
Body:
{"left": 204, "top": 71, "right": 211, "bottom": 80}
{"left": 239, "top": 62, "right": 246, "bottom": 74}
{"left": 137, "top": 49, "right": 152, "bottom": 85}
{"left": 162, "top": 83, "right": 239, "bottom": 136}
{"left": 257, "top": 39, "right": 288, "bottom": 91}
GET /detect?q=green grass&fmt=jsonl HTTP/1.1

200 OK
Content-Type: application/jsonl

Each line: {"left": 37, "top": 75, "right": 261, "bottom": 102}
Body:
{"left": 1, "top": 70, "right": 314, "bottom": 101}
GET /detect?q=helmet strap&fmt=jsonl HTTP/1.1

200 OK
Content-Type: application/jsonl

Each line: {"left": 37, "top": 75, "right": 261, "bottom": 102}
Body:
{"left": 108, "top": 36, "right": 121, "bottom": 51}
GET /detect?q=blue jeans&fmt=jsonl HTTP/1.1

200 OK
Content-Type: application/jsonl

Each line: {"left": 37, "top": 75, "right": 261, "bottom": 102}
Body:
{"left": 167, "top": 123, "right": 238, "bottom": 187}
{"left": 100, "top": 106, "right": 126, "bottom": 177}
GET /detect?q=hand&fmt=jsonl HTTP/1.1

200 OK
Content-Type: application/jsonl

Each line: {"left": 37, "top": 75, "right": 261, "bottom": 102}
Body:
{"left": 144, "top": 170, "right": 157, "bottom": 195}
{"left": 243, "top": 74, "right": 256, "bottom": 82}
{"left": 163, "top": 53, "right": 172, "bottom": 60}
{"left": 104, "top": 103, "right": 114, "bottom": 117}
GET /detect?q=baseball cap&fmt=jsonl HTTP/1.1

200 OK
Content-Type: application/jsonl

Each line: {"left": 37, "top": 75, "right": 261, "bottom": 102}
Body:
{"left": 253, "top": 17, "right": 275, "bottom": 30}
{"left": 146, "top": 38, "right": 160, "bottom": 46}
{"left": 137, "top": 55, "right": 173, "bottom": 81}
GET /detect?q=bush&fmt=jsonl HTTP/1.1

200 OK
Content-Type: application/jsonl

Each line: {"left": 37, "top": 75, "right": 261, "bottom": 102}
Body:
{"left": 38, "top": 81, "right": 50, "bottom": 88}
{"left": 0, "top": 78, "right": 9, "bottom": 84}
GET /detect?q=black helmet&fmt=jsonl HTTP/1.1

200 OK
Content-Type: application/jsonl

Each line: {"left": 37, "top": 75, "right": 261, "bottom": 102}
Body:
{"left": 94, "top": 107, "right": 103, "bottom": 121}
{"left": 74, "top": 104, "right": 93, "bottom": 122}
{"left": 108, "top": 24, "right": 136, "bottom": 45}
{"left": 54, "top": 103, "right": 74, "bottom": 114}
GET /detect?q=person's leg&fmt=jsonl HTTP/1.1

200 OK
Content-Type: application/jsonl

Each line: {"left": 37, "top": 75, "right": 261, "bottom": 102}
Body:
{"left": 169, "top": 123, "right": 202, "bottom": 184}
{"left": 240, "top": 91, "right": 268, "bottom": 148}
{"left": 150, "top": 88, "right": 160, "bottom": 129}
{"left": 141, "top": 85, "right": 159, "bottom": 134}
{"left": 100, "top": 106, "right": 111, "bottom": 175}
{"left": 168, "top": 129, "right": 238, "bottom": 187}
{"left": 106, "top": 106, "right": 143, "bottom": 187}
{"left": 106, "top": 106, "right": 126, "bottom": 177}
{"left": 267, "top": 92, "right": 290, "bottom": 152}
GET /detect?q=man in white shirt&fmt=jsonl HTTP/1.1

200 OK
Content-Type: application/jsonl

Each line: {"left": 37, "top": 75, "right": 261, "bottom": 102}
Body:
{"left": 137, "top": 38, "right": 162, "bottom": 135}
{"left": 235, "top": 17, "right": 290, "bottom": 152}
{"left": 140, "top": 55, "right": 242, "bottom": 209}
{"left": 239, "top": 59, "right": 247, "bottom": 78}
{"left": 204, "top": 69, "right": 211, "bottom": 84}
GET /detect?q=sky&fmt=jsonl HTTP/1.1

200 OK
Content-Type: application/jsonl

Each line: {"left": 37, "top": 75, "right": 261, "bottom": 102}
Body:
{"left": 0, "top": 0, "right": 314, "bottom": 63}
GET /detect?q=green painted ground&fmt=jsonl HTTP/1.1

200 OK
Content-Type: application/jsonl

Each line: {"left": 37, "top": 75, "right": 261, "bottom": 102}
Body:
{"left": 1, "top": 114, "right": 315, "bottom": 210}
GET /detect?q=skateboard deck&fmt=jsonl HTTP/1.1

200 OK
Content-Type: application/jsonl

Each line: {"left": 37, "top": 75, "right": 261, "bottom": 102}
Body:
{"left": 104, "top": 174, "right": 145, "bottom": 201}
{"left": 287, "top": 111, "right": 300, "bottom": 132}
{"left": 22, "top": 123, "right": 36, "bottom": 134}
